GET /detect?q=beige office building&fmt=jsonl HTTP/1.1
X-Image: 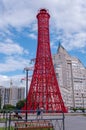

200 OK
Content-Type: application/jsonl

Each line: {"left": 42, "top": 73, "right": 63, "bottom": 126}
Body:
{"left": 0, "top": 86, "right": 25, "bottom": 108}
{"left": 53, "top": 44, "right": 86, "bottom": 109}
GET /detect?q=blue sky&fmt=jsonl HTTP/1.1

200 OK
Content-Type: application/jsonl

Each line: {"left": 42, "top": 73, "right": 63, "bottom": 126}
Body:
{"left": 0, "top": 0, "right": 86, "bottom": 87}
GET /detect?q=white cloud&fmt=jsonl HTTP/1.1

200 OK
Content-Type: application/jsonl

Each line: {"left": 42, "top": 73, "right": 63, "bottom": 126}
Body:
{"left": 0, "top": 0, "right": 86, "bottom": 43}
{"left": 0, "top": 74, "right": 31, "bottom": 88}
{"left": 60, "top": 32, "right": 86, "bottom": 52}
{"left": 28, "top": 33, "right": 37, "bottom": 39}
{"left": 0, "top": 37, "right": 30, "bottom": 76}
{"left": 0, "top": 0, "right": 36, "bottom": 29}
{"left": 0, "top": 75, "right": 9, "bottom": 81}
{"left": 0, "top": 0, "right": 85, "bottom": 32}
{"left": 0, "top": 39, "right": 29, "bottom": 55}
{"left": 0, "top": 56, "right": 30, "bottom": 73}
{"left": 52, "top": 0, "right": 86, "bottom": 32}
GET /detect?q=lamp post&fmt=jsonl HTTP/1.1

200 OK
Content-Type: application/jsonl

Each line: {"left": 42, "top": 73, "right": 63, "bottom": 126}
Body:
{"left": 24, "top": 67, "right": 29, "bottom": 122}
{"left": 81, "top": 93, "right": 85, "bottom": 113}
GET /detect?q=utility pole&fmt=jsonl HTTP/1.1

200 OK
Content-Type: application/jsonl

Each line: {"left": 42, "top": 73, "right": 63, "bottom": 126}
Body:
{"left": 24, "top": 67, "right": 29, "bottom": 122}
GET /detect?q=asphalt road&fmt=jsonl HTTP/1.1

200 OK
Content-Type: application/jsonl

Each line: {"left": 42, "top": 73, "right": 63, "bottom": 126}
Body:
{"left": 65, "top": 115, "right": 86, "bottom": 130}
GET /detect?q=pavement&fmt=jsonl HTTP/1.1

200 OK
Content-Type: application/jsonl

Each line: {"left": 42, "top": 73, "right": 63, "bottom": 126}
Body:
{"left": 65, "top": 115, "right": 86, "bottom": 130}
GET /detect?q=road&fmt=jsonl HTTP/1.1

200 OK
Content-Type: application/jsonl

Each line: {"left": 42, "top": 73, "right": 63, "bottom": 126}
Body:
{"left": 65, "top": 115, "right": 86, "bottom": 130}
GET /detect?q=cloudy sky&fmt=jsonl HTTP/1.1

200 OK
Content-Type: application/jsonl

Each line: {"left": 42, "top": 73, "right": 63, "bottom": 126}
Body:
{"left": 0, "top": 0, "right": 86, "bottom": 87}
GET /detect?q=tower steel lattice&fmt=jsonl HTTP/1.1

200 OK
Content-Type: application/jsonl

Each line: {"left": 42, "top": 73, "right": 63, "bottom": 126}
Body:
{"left": 23, "top": 9, "right": 67, "bottom": 112}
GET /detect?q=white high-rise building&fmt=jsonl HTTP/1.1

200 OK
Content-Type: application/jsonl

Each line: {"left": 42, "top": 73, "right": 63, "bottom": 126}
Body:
{"left": 9, "top": 86, "right": 25, "bottom": 106}
{"left": 0, "top": 86, "right": 4, "bottom": 108}
{"left": 53, "top": 44, "right": 86, "bottom": 109}
{"left": 0, "top": 86, "right": 25, "bottom": 108}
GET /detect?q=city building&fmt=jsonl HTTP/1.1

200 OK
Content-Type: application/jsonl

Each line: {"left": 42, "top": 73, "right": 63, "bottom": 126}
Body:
{"left": 0, "top": 85, "right": 25, "bottom": 108}
{"left": 9, "top": 86, "right": 25, "bottom": 106}
{"left": 53, "top": 44, "right": 86, "bottom": 109}
{"left": 0, "top": 86, "right": 4, "bottom": 108}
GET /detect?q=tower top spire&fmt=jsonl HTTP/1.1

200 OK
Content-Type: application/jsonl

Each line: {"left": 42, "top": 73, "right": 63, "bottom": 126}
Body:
{"left": 37, "top": 8, "right": 50, "bottom": 18}
{"left": 40, "top": 8, "right": 47, "bottom": 12}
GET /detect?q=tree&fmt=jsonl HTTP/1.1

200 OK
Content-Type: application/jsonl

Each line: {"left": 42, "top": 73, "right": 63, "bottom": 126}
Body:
{"left": 3, "top": 104, "right": 16, "bottom": 110}
{"left": 16, "top": 99, "right": 26, "bottom": 110}
{"left": 0, "top": 96, "right": 1, "bottom": 109}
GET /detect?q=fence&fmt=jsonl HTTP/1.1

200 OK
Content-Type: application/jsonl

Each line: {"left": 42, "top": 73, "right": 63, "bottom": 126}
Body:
{"left": 0, "top": 110, "right": 65, "bottom": 130}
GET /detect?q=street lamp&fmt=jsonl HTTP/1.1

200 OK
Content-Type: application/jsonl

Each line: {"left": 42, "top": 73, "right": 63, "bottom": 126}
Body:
{"left": 24, "top": 67, "right": 29, "bottom": 122}
{"left": 81, "top": 93, "right": 85, "bottom": 113}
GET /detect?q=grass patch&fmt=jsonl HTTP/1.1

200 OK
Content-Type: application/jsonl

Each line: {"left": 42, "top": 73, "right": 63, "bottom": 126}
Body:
{"left": 0, "top": 127, "right": 14, "bottom": 130}
{"left": 0, "top": 118, "right": 6, "bottom": 122}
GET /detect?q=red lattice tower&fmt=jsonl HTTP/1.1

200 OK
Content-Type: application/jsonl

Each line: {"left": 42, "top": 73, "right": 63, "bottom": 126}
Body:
{"left": 23, "top": 9, "right": 67, "bottom": 112}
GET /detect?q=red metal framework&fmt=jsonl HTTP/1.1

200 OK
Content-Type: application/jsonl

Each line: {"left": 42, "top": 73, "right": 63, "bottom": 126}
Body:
{"left": 23, "top": 9, "right": 67, "bottom": 112}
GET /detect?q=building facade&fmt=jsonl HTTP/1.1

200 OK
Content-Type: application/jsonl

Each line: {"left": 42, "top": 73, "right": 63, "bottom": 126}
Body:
{"left": 0, "top": 86, "right": 4, "bottom": 109}
{"left": 0, "top": 86, "right": 25, "bottom": 108}
{"left": 53, "top": 44, "right": 86, "bottom": 109}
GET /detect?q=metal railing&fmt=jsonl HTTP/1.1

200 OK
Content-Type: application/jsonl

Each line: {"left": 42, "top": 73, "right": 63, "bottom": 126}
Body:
{"left": 0, "top": 110, "right": 65, "bottom": 130}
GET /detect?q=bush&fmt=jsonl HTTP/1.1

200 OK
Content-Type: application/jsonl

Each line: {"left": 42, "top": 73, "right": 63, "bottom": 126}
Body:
{"left": 3, "top": 104, "right": 16, "bottom": 110}
{"left": 16, "top": 99, "right": 26, "bottom": 110}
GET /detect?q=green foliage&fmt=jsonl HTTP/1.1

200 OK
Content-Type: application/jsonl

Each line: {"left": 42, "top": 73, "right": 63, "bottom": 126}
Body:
{"left": 72, "top": 108, "right": 77, "bottom": 112}
{"left": 16, "top": 99, "right": 26, "bottom": 109}
{"left": 0, "top": 97, "right": 1, "bottom": 109}
{"left": 0, "top": 127, "right": 14, "bottom": 130}
{"left": 70, "top": 107, "right": 86, "bottom": 113}
{"left": 3, "top": 104, "right": 16, "bottom": 110}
